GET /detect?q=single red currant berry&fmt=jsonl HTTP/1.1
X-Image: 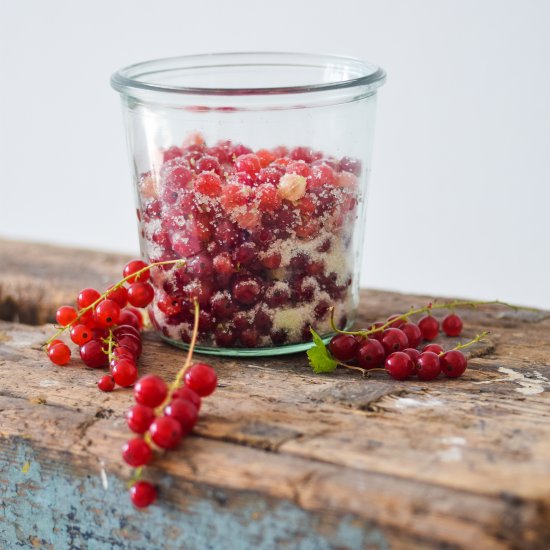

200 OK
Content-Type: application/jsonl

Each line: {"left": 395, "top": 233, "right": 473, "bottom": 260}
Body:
{"left": 385, "top": 351, "right": 415, "bottom": 380}
{"left": 232, "top": 277, "right": 262, "bottom": 306}
{"left": 134, "top": 375, "right": 168, "bottom": 408}
{"left": 240, "top": 327, "right": 259, "bottom": 347}
{"left": 356, "top": 339, "right": 385, "bottom": 369}
{"left": 423, "top": 343, "right": 444, "bottom": 355}
{"left": 106, "top": 285, "right": 128, "bottom": 308}
{"left": 93, "top": 299, "right": 121, "bottom": 328}
{"left": 70, "top": 324, "right": 93, "bottom": 346}
{"left": 328, "top": 334, "right": 359, "bottom": 362}
{"left": 165, "top": 398, "right": 198, "bottom": 434}
{"left": 56, "top": 306, "right": 78, "bottom": 327}
{"left": 403, "top": 347, "right": 421, "bottom": 363}
{"left": 440, "top": 350, "right": 468, "bottom": 378}
{"left": 127, "top": 404, "right": 155, "bottom": 434}
{"left": 381, "top": 328, "right": 409, "bottom": 355}
{"left": 116, "top": 335, "right": 142, "bottom": 357}
{"left": 118, "top": 308, "right": 141, "bottom": 330}
{"left": 418, "top": 315, "right": 439, "bottom": 341}
{"left": 415, "top": 352, "right": 442, "bottom": 381}
{"left": 184, "top": 363, "right": 217, "bottom": 397}
{"left": 47, "top": 339, "right": 63, "bottom": 351}
{"left": 171, "top": 386, "right": 202, "bottom": 411}
{"left": 80, "top": 339, "right": 108, "bottom": 368}
{"left": 122, "top": 438, "right": 153, "bottom": 467}
{"left": 442, "top": 313, "right": 463, "bottom": 337}
{"left": 48, "top": 342, "right": 71, "bottom": 366}
{"left": 97, "top": 375, "right": 115, "bottom": 392}
{"left": 400, "top": 323, "right": 422, "bottom": 349}
{"left": 111, "top": 359, "right": 138, "bottom": 387}
{"left": 194, "top": 172, "right": 222, "bottom": 197}
{"left": 130, "top": 481, "right": 157, "bottom": 508}
{"left": 127, "top": 282, "right": 155, "bottom": 308}
{"left": 126, "top": 307, "right": 144, "bottom": 329}
{"left": 150, "top": 416, "right": 183, "bottom": 449}
{"left": 123, "top": 260, "right": 150, "bottom": 283}
{"left": 77, "top": 288, "right": 101, "bottom": 309}
{"left": 113, "top": 324, "right": 142, "bottom": 341}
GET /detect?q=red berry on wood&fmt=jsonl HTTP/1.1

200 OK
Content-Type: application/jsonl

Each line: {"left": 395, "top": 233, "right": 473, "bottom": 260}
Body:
{"left": 123, "top": 260, "right": 150, "bottom": 283}
{"left": 400, "top": 323, "right": 422, "bottom": 349}
{"left": 418, "top": 315, "right": 439, "bottom": 341}
{"left": 112, "top": 359, "right": 138, "bottom": 387}
{"left": 97, "top": 375, "right": 115, "bottom": 392}
{"left": 56, "top": 306, "right": 78, "bottom": 327}
{"left": 184, "top": 363, "right": 217, "bottom": 397}
{"left": 80, "top": 339, "right": 108, "bottom": 368}
{"left": 403, "top": 348, "right": 421, "bottom": 363}
{"left": 77, "top": 288, "right": 101, "bottom": 309}
{"left": 356, "top": 339, "right": 385, "bottom": 369}
{"left": 385, "top": 351, "right": 415, "bottom": 380}
{"left": 122, "top": 438, "right": 153, "bottom": 467}
{"left": 118, "top": 308, "right": 141, "bottom": 330}
{"left": 328, "top": 334, "right": 359, "bottom": 362}
{"left": 130, "top": 481, "right": 157, "bottom": 508}
{"left": 381, "top": 328, "right": 409, "bottom": 355}
{"left": 127, "top": 282, "right": 155, "bottom": 308}
{"left": 134, "top": 375, "right": 168, "bottom": 408}
{"left": 106, "top": 285, "right": 128, "bottom": 308}
{"left": 423, "top": 343, "right": 444, "bottom": 355}
{"left": 415, "top": 352, "right": 441, "bottom": 381}
{"left": 150, "top": 416, "right": 183, "bottom": 449}
{"left": 442, "top": 313, "right": 463, "bottom": 337}
{"left": 171, "top": 386, "right": 202, "bottom": 411}
{"left": 127, "top": 404, "right": 155, "bottom": 434}
{"left": 70, "top": 324, "right": 93, "bottom": 346}
{"left": 93, "top": 299, "right": 121, "bottom": 328}
{"left": 47, "top": 339, "right": 63, "bottom": 351}
{"left": 165, "top": 398, "right": 198, "bottom": 434}
{"left": 440, "top": 350, "right": 468, "bottom": 378}
{"left": 48, "top": 342, "right": 71, "bottom": 366}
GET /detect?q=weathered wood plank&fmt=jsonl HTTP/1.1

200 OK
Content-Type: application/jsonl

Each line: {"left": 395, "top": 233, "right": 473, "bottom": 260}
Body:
{"left": 1, "top": 240, "right": 550, "bottom": 549}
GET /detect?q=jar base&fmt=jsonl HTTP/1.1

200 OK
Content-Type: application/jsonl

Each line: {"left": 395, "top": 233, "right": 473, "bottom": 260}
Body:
{"left": 160, "top": 333, "right": 334, "bottom": 357}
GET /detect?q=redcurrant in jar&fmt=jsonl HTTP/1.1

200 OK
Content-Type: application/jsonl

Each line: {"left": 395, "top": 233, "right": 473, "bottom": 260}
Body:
{"left": 111, "top": 53, "right": 385, "bottom": 356}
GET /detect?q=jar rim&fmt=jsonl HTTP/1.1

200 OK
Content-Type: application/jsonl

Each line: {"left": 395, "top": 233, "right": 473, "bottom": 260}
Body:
{"left": 110, "top": 52, "right": 386, "bottom": 97}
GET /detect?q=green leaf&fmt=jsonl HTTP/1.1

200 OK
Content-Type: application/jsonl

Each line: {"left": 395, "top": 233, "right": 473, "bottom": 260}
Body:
{"left": 307, "top": 328, "right": 338, "bottom": 374}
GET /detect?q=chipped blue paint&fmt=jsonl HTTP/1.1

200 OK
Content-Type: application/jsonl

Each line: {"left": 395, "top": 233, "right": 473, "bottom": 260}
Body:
{"left": 0, "top": 440, "right": 389, "bottom": 550}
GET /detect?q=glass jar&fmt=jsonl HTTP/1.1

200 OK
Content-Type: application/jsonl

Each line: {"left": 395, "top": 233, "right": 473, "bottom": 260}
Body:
{"left": 111, "top": 52, "right": 385, "bottom": 356}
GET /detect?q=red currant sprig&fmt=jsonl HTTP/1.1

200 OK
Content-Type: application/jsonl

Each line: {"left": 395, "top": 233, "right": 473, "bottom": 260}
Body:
{"left": 45, "top": 258, "right": 184, "bottom": 391}
{"left": 124, "top": 300, "right": 218, "bottom": 508}
{"left": 307, "top": 298, "right": 519, "bottom": 380}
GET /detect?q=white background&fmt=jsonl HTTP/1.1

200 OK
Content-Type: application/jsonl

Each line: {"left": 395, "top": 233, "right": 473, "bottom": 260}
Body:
{"left": 1, "top": 0, "right": 549, "bottom": 308}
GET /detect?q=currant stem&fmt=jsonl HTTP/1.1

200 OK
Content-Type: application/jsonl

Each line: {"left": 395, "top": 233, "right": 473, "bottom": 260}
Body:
{"left": 104, "top": 329, "right": 115, "bottom": 363}
{"left": 337, "top": 362, "right": 367, "bottom": 377}
{"left": 44, "top": 258, "right": 185, "bottom": 346}
{"left": 330, "top": 300, "right": 538, "bottom": 339}
{"left": 443, "top": 331, "right": 489, "bottom": 355}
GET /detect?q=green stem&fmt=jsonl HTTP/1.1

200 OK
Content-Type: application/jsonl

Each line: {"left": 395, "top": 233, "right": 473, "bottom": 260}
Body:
{"left": 444, "top": 331, "right": 489, "bottom": 355}
{"left": 45, "top": 258, "right": 185, "bottom": 346}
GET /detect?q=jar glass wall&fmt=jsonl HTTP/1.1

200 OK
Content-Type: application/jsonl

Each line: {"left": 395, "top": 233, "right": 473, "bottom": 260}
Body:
{"left": 111, "top": 52, "right": 385, "bottom": 356}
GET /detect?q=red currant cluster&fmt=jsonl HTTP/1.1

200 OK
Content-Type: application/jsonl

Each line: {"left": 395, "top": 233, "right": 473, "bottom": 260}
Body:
{"left": 45, "top": 259, "right": 181, "bottom": 390}
{"left": 140, "top": 135, "right": 359, "bottom": 348}
{"left": 324, "top": 304, "right": 487, "bottom": 380}
{"left": 125, "top": 361, "right": 217, "bottom": 508}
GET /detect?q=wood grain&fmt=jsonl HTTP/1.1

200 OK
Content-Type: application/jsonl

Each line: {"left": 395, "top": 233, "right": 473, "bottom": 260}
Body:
{"left": 1, "top": 239, "right": 550, "bottom": 549}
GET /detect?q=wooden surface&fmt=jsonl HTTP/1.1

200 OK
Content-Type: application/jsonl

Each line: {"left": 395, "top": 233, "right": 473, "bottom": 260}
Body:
{"left": 1, "top": 239, "right": 550, "bottom": 550}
